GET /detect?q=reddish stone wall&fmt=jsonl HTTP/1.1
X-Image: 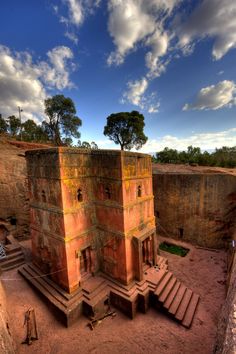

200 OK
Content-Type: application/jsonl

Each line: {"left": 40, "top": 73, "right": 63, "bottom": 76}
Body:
{"left": 26, "top": 148, "right": 157, "bottom": 293}
{"left": 153, "top": 172, "right": 236, "bottom": 248}
{"left": 0, "top": 140, "right": 29, "bottom": 240}
{"left": 215, "top": 249, "right": 236, "bottom": 353}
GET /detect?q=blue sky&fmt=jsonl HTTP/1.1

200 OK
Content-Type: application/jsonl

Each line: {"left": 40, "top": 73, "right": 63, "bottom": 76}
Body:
{"left": 0, "top": 0, "right": 236, "bottom": 152}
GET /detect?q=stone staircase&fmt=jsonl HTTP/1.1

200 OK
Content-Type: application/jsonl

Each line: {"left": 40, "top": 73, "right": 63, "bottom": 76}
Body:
{"left": 0, "top": 238, "right": 25, "bottom": 271}
{"left": 146, "top": 255, "right": 200, "bottom": 328}
{"left": 19, "top": 263, "right": 84, "bottom": 326}
{"left": 18, "top": 254, "right": 199, "bottom": 328}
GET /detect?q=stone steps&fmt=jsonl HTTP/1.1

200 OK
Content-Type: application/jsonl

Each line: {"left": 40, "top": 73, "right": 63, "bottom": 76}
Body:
{"left": 82, "top": 278, "right": 109, "bottom": 303}
{"left": 19, "top": 264, "right": 73, "bottom": 310}
{"left": 18, "top": 256, "right": 199, "bottom": 329}
{"left": 169, "top": 284, "right": 187, "bottom": 315}
{"left": 151, "top": 267, "right": 199, "bottom": 328}
{"left": 163, "top": 281, "right": 181, "bottom": 309}
{"left": 159, "top": 276, "right": 177, "bottom": 303}
{"left": 175, "top": 288, "right": 193, "bottom": 321}
{"left": 181, "top": 293, "right": 200, "bottom": 328}
{"left": 0, "top": 248, "right": 25, "bottom": 271}
{"left": 154, "top": 272, "right": 173, "bottom": 297}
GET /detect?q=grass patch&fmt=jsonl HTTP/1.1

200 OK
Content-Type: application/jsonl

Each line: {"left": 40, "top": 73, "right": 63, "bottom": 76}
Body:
{"left": 159, "top": 241, "right": 189, "bottom": 257}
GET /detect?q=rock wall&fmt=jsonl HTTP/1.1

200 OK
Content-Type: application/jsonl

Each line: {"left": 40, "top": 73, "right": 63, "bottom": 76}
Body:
{"left": 0, "top": 139, "right": 50, "bottom": 240}
{"left": 0, "top": 140, "right": 29, "bottom": 240}
{"left": 0, "top": 281, "right": 15, "bottom": 354}
{"left": 215, "top": 249, "right": 236, "bottom": 353}
{"left": 153, "top": 172, "right": 236, "bottom": 248}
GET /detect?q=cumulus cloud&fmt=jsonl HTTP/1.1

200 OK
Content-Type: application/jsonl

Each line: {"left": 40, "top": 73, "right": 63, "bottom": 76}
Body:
{"left": 0, "top": 45, "right": 75, "bottom": 122}
{"left": 107, "top": 0, "right": 180, "bottom": 111}
{"left": 178, "top": 0, "right": 236, "bottom": 60}
{"left": 61, "top": 0, "right": 101, "bottom": 26}
{"left": 183, "top": 80, "right": 236, "bottom": 111}
{"left": 122, "top": 77, "right": 160, "bottom": 113}
{"left": 139, "top": 128, "right": 236, "bottom": 153}
{"left": 65, "top": 31, "right": 79, "bottom": 44}
{"left": 39, "top": 46, "right": 75, "bottom": 90}
{"left": 107, "top": 0, "right": 179, "bottom": 67}
{"left": 106, "top": 0, "right": 236, "bottom": 113}
{"left": 53, "top": 0, "right": 101, "bottom": 43}
{"left": 123, "top": 78, "right": 148, "bottom": 107}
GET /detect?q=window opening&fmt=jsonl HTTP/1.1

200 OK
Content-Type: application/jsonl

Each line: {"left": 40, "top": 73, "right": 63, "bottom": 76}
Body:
{"left": 42, "top": 190, "right": 46, "bottom": 203}
{"left": 105, "top": 187, "right": 111, "bottom": 199}
{"left": 77, "top": 188, "right": 83, "bottom": 202}
{"left": 137, "top": 185, "right": 142, "bottom": 197}
{"left": 179, "top": 228, "right": 184, "bottom": 238}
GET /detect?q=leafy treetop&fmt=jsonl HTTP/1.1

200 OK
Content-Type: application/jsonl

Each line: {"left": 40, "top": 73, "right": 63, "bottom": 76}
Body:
{"left": 103, "top": 111, "right": 148, "bottom": 150}
{"left": 44, "top": 94, "right": 82, "bottom": 146}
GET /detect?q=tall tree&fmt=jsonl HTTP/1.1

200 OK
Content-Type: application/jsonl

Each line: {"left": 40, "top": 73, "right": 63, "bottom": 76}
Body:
{"left": 103, "top": 111, "right": 148, "bottom": 150}
{"left": 0, "top": 114, "right": 8, "bottom": 133}
{"left": 22, "top": 119, "right": 49, "bottom": 142}
{"left": 7, "top": 115, "right": 21, "bottom": 137}
{"left": 44, "top": 95, "right": 82, "bottom": 145}
{"left": 22, "top": 119, "right": 38, "bottom": 141}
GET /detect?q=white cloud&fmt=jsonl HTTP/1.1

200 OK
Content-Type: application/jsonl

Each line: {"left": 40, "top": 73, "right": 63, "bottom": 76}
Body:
{"left": 62, "top": 0, "right": 101, "bottom": 26}
{"left": 139, "top": 128, "right": 236, "bottom": 153}
{"left": 65, "top": 31, "right": 79, "bottom": 44}
{"left": 122, "top": 77, "right": 160, "bottom": 113}
{"left": 123, "top": 77, "right": 148, "bottom": 107}
{"left": 0, "top": 45, "right": 75, "bottom": 123}
{"left": 107, "top": 0, "right": 180, "bottom": 111}
{"left": 183, "top": 80, "right": 236, "bottom": 111}
{"left": 63, "top": 0, "right": 84, "bottom": 26}
{"left": 178, "top": 0, "right": 236, "bottom": 60}
{"left": 39, "top": 46, "right": 75, "bottom": 90}
{"left": 145, "top": 29, "right": 169, "bottom": 79}
{"left": 107, "top": 0, "right": 179, "bottom": 67}
{"left": 148, "top": 102, "right": 160, "bottom": 113}
{"left": 106, "top": 0, "right": 236, "bottom": 113}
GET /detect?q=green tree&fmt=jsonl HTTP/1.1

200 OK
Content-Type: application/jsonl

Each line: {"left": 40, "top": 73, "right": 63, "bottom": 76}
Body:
{"left": 62, "top": 137, "right": 73, "bottom": 146}
{"left": 7, "top": 115, "right": 21, "bottom": 137}
{"left": 212, "top": 146, "right": 236, "bottom": 167}
{"left": 78, "top": 140, "right": 99, "bottom": 149}
{"left": 44, "top": 95, "right": 82, "bottom": 146}
{"left": 22, "top": 119, "right": 50, "bottom": 142}
{"left": 186, "top": 145, "right": 201, "bottom": 164}
{"left": 156, "top": 147, "right": 179, "bottom": 163}
{"left": 0, "top": 114, "right": 8, "bottom": 133}
{"left": 90, "top": 141, "right": 98, "bottom": 150}
{"left": 22, "top": 119, "right": 38, "bottom": 141}
{"left": 103, "top": 111, "right": 148, "bottom": 150}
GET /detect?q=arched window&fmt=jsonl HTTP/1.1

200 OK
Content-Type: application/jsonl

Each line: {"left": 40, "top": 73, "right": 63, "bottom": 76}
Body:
{"left": 77, "top": 188, "right": 83, "bottom": 202}
{"left": 137, "top": 185, "right": 142, "bottom": 197}
{"left": 105, "top": 186, "right": 111, "bottom": 199}
{"left": 42, "top": 190, "right": 46, "bottom": 203}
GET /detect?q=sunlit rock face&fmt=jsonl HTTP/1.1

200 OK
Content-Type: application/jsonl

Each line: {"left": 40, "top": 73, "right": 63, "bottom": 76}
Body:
{"left": 0, "top": 140, "right": 29, "bottom": 240}
{"left": 26, "top": 148, "right": 156, "bottom": 293}
{"left": 153, "top": 166, "right": 236, "bottom": 248}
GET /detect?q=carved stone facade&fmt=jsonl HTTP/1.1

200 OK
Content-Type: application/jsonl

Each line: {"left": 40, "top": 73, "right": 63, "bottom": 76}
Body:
{"left": 26, "top": 148, "right": 156, "bottom": 294}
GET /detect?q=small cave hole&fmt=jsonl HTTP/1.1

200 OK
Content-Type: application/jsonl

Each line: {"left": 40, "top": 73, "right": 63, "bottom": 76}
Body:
{"left": 77, "top": 188, "right": 83, "bottom": 202}
{"left": 10, "top": 217, "right": 17, "bottom": 226}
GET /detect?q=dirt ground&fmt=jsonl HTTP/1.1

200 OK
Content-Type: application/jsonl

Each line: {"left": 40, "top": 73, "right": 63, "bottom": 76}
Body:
{"left": 2, "top": 237, "right": 227, "bottom": 354}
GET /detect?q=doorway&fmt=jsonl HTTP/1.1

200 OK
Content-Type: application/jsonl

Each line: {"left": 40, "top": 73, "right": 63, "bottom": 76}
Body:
{"left": 142, "top": 237, "right": 152, "bottom": 267}
{"left": 80, "top": 247, "right": 92, "bottom": 276}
